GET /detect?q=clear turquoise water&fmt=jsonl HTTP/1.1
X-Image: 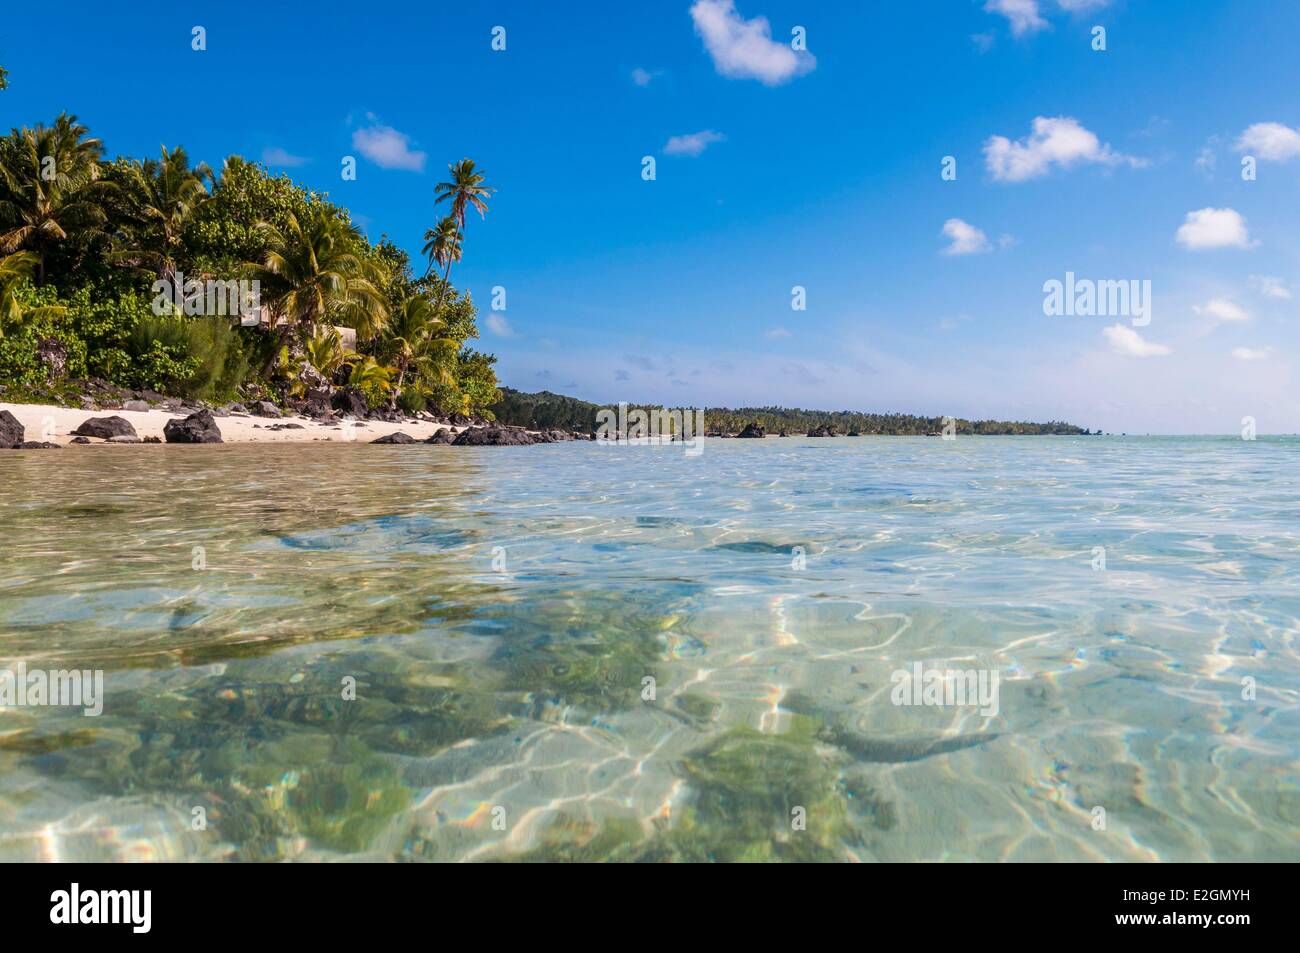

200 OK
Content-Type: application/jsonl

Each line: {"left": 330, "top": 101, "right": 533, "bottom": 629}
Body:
{"left": 0, "top": 436, "right": 1296, "bottom": 861}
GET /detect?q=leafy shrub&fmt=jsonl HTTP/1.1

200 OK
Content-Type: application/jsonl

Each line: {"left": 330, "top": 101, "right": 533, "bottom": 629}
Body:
{"left": 0, "top": 318, "right": 87, "bottom": 388}
{"left": 396, "top": 387, "right": 426, "bottom": 414}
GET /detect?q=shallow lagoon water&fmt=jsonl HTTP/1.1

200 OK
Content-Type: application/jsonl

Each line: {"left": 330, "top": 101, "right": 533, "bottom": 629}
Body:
{"left": 0, "top": 436, "right": 1297, "bottom": 861}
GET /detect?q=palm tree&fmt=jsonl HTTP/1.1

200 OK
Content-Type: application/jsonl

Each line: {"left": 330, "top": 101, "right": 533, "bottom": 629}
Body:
{"left": 246, "top": 206, "right": 388, "bottom": 351}
{"left": 0, "top": 66, "right": 9, "bottom": 91}
{"left": 303, "top": 326, "right": 346, "bottom": 378}
{"left": 431, "top": 158, "right": 492, "bottom": 311}
{"left": 421, "top": 215, "right": 461, "bottom": 280}
{"left": 112, "top": 145, "right": 213, "bottom": 282}
{"left": 0, "top": 251, "right": 66, "bottom": 338}
{"left": 0, "top": 114, "right": 110, "bottom": 283}
{"left": 381, "top": 293, "right": 456, "bottom": 393}
{"left": 343, "top": 354, "right": 394, "bottom": 396}
{"left": 0, "top": 251, "right": 35, "bottom": 334}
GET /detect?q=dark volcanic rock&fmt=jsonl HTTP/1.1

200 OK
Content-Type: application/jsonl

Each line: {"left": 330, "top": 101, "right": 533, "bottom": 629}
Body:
{"left": 123, "top": 399, "right": 151, "bottom": 413}
{"left": 108, "top": 435, "right": 142, "bottom": 444}
{"left": 371, "top": 432, "right": 417, "bottom": 444}
{"left": 737, "top": 423, "right": 766, "bottom": 439}
{"left": 334, "top": 388, "right": 368, "bottom": 419}
{"left": 70, "top": 436, "right": 91, "bottom": 444}
{"left": 0, "top": 410, "right": 23, "bottom": 448}
{"left": 807, "top": 424, "right": 838, "bottom": 437}
{"left": 36, "top": 338, "right": 68, "bottom": 380}
{"left": 14, "top": 441, "right": 60, "bottom": 449}
{"left": 304, "top": 388, "right": 335, "bottom": 419}
{"left": 252, "top": 401, "right": 281, "bottom": 418}
{"left": 72, "top": 415, "right": 138, "bottom": 440}
{"left": 452, "top": 426, "right": 534, "bottom": 446}
{"left": 424, "top": 428, "right": 455, "bottom": 444}
{"left": 163, "top": 409, "right": 223, "bottom": 444}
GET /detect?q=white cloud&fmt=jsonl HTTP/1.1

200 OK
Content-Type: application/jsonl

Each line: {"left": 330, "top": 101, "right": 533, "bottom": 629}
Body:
{"left": 262, "top": 146, "right": 308, "bottom": 167}
{"left": 971, "top": 32, "right": 996, "bottom": 53}
{"left": 1104, "top": 324, "right": 1170, "bottom": 357}
{"left": 690, "top": 0, "right": 815, "bottom": 86}
{"left": 984, "top": 0, "right": 1048, "bottom": 36}
{"left": 765, "top": 327, "right": 791, "bottom": 339}
{"left": 486, "top": 314, "right": 513, "bottom": 337}
{"left": 351, "top": 123, "right": 426, "bottom": 172}
{"left": 940, "top": 218, "right": 992, "bottom": 256}
{"left": 1175, "top": 208, "right": 1254, "bottom": 250}
{"left": 664, "top": 130, "right": 725, "bottom": 157}
{"left": 1235, "top": 122, "right": 1300, "bottom": 161}
{"left": 631, "top": 67, "right": 655, "bottom": 86}
{"left": 1232, "top": 346, "right": 1272, "bottom": 361}
{"left": 1056, "top": 0, "right": 1112, "bottom": 11}
{"left": 984, "top": 116, "right": 1144, "bottom": 182}
{"left": 1251, "top": 275, "right": 1292, "bottom": 299}
{"left": 1194, "top": 298, "right": 1250, "bottom": 323}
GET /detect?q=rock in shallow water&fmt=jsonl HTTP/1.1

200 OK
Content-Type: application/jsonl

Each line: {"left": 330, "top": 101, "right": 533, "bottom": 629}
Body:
{"left": 371, "top": 432, "right": 417, "bottom": 444}
{"left": 452, "top": 426, "right": 534, "bottom": 446}
{"left": 0, "top": 410, "right": 23, "bottom": 448}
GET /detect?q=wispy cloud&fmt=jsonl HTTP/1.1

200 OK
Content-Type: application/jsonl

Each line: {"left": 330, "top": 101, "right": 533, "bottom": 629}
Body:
{"left": 631, "top": 67, "right": 658, "bottom": 87}
{"left": 664, "top": 130, "right": 725, "bottom": 157}
{"left": 1250, "top": 275, "right": 1292, "bottom": 299}
{"left": 1104, "top": 324, "right": 1170, "bottom": 357}
{"left": 985, "top": 117, "right": 1144, "bottom": 182}
{"left": 1175, "top": 208, "right": 1254, "bottom": 250}
{"left": 764, "top": 327, "right": 791, "bottom": 339}
{"left": 1193, "top": 298, "right": 1250, "bottom": 323}
{"left": 1235, "top": 122, "right": 1300, "bottom": 161}
{"left": 690, "top": 0, "right": 815, "bottom": 86}
{"left": 940, "top": 218, "right": 992, "bottom": 256}
{"left": 486, "top": 313, "right": 514, "bottom": 337}
{"left": 351, "top": 121, "right": 426, "bottom": 172}
{"left": 1232, "top": 346, "right": 1272, "bottom": 361}
{"left": 262, "top": 146, "right": 309, "bottom": 167}
{"left": 1057, "top": 0, "right": 1112, "bottom": 11}
{"left": 984, "top": 0, "right": 1048, "bottom": 37}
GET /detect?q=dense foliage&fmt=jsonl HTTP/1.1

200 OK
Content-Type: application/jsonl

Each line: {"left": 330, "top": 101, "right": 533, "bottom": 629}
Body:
{"left": 490, "top": 388, "right": 1089, "bottom": 435}
{"left": 0, "top": 111, "right": 500, "bottom": 415}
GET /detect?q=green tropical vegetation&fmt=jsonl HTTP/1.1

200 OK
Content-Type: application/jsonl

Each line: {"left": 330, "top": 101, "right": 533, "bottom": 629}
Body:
{"left": 0, "top": 112, "right": 501, "bottom": 416}
{"left": 490, "top": 388, "right": 1089, "bottom": 435}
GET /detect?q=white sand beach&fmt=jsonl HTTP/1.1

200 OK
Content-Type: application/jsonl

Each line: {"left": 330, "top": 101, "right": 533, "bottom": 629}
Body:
{"left": 0, "top": 402, "right": 464, "bottom": 445}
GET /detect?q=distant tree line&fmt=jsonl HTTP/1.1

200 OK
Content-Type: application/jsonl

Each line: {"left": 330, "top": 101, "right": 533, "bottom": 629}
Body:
{"left": 490, "top": 389, "right": 1089, "bottom": 435}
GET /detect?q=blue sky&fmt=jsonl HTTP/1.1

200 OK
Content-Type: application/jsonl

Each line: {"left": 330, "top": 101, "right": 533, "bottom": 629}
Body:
{"left": 3, "top": 0, "right": 1300, "bottom": 433}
